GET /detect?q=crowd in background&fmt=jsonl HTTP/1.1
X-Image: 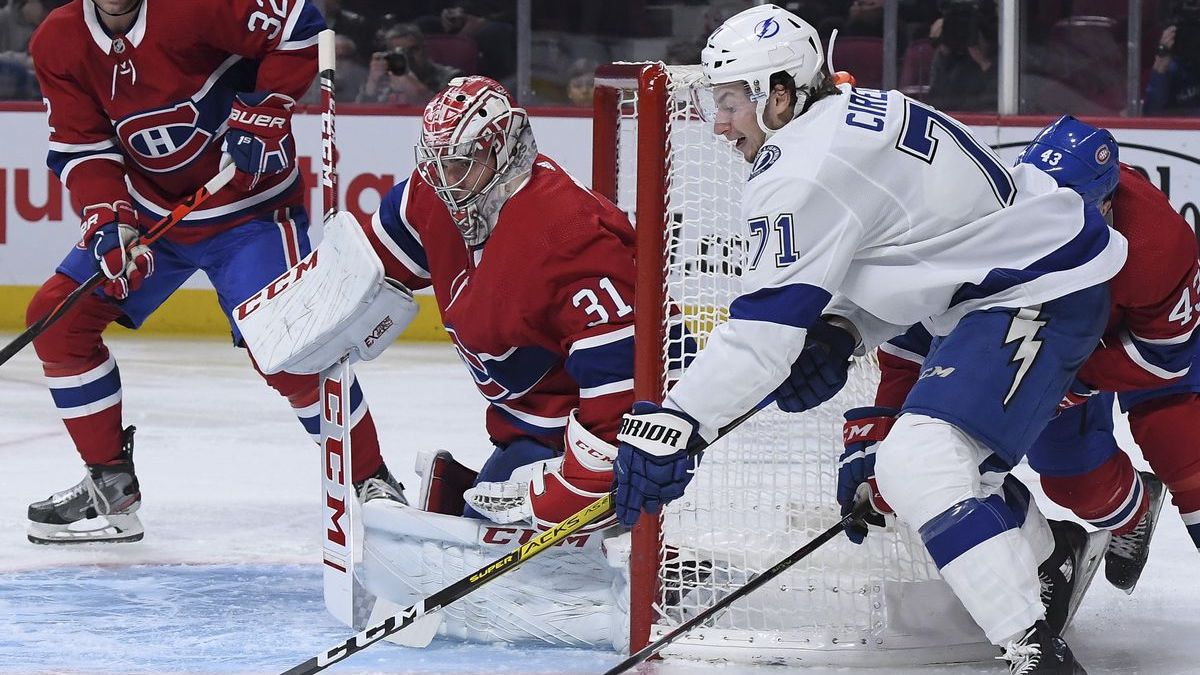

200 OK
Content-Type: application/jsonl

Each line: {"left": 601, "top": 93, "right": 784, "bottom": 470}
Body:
{"left": 0, "top": 0, "right": 1198, "bottom": 115}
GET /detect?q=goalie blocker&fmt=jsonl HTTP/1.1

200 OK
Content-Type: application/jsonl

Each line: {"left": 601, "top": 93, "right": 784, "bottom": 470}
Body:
{"left": 233, "top": 210, "right": 418, "bottom": 375}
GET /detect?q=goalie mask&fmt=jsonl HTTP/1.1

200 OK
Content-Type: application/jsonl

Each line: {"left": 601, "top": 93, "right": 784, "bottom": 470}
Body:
{"left": 416, "top": 76, "right": 537, "bottom": 246}
{"left": 700, "top": 3, "right": 826, "bottom": 139}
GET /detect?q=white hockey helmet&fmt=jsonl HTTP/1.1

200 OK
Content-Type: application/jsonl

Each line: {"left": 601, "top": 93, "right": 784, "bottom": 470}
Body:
{"left": 701, "top": 4, "right": 826, "bottom": 136}
{"left": 416, "top": 76, "right": 536, "bottom": 246}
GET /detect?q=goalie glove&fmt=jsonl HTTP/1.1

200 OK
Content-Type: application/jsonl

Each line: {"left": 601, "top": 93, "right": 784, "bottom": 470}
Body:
{"left": 80, "top": 200, "right": 153, "bottom": 300}
{"left": 837, "top": 406, "right": 898, "bottom": 544}
{"left": 464, "top": 410, "right": 618, "bottom": 532}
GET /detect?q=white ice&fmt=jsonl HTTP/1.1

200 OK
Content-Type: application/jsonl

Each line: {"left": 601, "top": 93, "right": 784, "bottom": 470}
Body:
{"left": 0, "top": 336, "right": 1196, "bottom": 674}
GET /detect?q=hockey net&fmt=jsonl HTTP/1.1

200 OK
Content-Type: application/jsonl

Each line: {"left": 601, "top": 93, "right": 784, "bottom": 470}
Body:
{"left": 593, "top": 63, "right": 993, "bottom": 666}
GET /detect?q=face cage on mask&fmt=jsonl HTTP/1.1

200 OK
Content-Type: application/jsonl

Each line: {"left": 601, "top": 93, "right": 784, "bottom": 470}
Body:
{"left": 417, "top": 136, "right": 505, "bottom": 211}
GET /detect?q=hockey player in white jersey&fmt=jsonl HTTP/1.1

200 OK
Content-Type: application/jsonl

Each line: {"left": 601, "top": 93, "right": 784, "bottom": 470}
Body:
{"left": 612, "top": 5, "right": 1126, "bottom": 674}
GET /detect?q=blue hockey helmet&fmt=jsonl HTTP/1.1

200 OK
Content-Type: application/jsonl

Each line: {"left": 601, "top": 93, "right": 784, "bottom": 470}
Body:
{"left": 1016, "top": 115, "right": 1120, "bottom": 207}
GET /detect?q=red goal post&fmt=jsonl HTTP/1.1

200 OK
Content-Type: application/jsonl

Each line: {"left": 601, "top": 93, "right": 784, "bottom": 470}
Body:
{"left": 591, "top": 62, "right": 996, "bottom": 666}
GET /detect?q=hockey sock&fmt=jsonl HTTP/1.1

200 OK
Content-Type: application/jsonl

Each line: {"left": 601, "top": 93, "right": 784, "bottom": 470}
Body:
{"left": 258, "top": 365, "right": 384, "bottom": 483}
{"left": 28, "top": 274, "right": 126, "bottom": 464}
{"left": 1129, "top": 394, "right": 1200, "bottom": 552}
{"left": 1040, "top": 451, "right": 1147, "bottom": 536}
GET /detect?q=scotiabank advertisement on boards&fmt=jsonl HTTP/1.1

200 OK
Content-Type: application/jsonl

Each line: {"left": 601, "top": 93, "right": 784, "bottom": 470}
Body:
{"left": 0, "top": 110, "right": 1197, "bottom": 287}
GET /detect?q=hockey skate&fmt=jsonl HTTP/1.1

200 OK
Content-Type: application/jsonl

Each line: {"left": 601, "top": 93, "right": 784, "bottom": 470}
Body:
{"left": 999, "top": 621, "right": 1087, "bottom": 674}
{"left": 27, "top": 426, "right": 143, "bottom": 545}
{"left": 1038, "top": 520, "right": 1109, "bottom": 636}
{"left": 1104, "top": 471, "right": 1165, "bottom": 594}
{"left": 355, "top": 463, "right": 408, "bottom": 505}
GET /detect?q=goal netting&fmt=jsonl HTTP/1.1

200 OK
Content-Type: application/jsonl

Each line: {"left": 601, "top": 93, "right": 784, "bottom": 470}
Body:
{"left": 592, "top": 62, "right": 994, "bottom": 666}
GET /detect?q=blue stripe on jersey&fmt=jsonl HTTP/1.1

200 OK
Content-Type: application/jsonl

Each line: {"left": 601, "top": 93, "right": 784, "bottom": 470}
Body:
{"left": 949, "top": 206, "right": 1112, "bottom": 308}
{"left": 285, "top": 1, "right": 326, "bottom": 43}
{"left": 1126, "top": 330, "right": 1197, "bottom": 379}
{"left": 299, "top": 410, "right": 320, "bottom": 437}
{"left": 729, "top": 283, "right": 831, "bottom": 329}
{"left": 379, "top": 180, "right": 430, "bottom": 273}
{"left": 667, "top": 321, "right": 699, "bottom": 368}
{"left": 919, "top": 494, "right": 1020, "bottom": 568}
{"left": 1186, "top": 521, "right": 1200, "bottom": 550}
{"left": 565, "top": 332, "right": 634, "bottom": 389}
{"left": 492, "top": 404, "right": 566, "bottom": 436}
{"left": 349, "top": 377, "right": 364, "bottom": 413}
{"left": 49, "top": 365, "right": 122, "bottom": 410}
{"left": 48, "top": 147, "right": 121, "bottom": 181}
{"left": 889, "top": 323, "right": 933, "bottom": 358}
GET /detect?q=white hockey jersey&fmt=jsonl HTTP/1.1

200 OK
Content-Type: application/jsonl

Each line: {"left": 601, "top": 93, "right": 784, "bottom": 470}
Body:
{"left": 666, "top": 85, "right": 1128, "bottom": 439}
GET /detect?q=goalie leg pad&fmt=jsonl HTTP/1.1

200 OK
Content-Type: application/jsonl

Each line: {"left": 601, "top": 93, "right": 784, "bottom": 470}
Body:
{"left": 414, "top": 450, "right": 479, "bottom": 515}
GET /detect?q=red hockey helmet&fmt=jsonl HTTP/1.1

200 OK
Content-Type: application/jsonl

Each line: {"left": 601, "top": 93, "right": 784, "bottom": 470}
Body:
{"left": 416, "top": 76, "right": 535, "bottom": 245}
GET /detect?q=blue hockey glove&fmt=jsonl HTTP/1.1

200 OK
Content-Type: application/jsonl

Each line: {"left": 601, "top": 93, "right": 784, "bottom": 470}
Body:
{"left": 774, "top": 319, "right": 858, "bottom": 413}
{"left": 223, "top": 92, "right": 297, "bottom": 192}
{"left": 80, "top": 200, "right": 153, "bottom": 300}
{"left": 614, "top": 401, "right": 704, "bottom": 528}
{"left": 836, "top": 406, "right": 898, "bottom": 544}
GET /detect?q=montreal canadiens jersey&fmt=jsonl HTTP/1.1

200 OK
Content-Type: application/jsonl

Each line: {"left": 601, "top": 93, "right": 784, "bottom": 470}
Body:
{"left": 666, "top": 85, "right": 1128, "bottom": 438}
{"left": 31, "top": 0, "right": 323, "bottom": 241}
{"left": 1076, "top": 165, "right": 1200, "bottom": 389}
{"left": 362, "top": 156, "right": 637, "bottom": 448}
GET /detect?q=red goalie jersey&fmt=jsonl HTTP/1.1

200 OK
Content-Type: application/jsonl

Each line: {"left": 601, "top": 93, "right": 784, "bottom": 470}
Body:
{"left": 31, "top": 0, "right": 323, "bottom": 241}
{"left": 362, "top": 156, "right": 638, "bottom": 447}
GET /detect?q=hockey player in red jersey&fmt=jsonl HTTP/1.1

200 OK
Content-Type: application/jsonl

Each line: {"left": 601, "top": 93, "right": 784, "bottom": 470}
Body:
{"left": 858, "top": 116, "right": 1199, "bottom": 595}
{"left": 358, "top": 75, "right": 639, "bottom": 531}
{"left": 23, "top": 0, "right": 404, "bottom": 545}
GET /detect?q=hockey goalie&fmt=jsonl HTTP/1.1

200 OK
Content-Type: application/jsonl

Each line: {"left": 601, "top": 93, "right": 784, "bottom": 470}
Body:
{"left": 237, "top": 76, "right": 642, "bottom": 649}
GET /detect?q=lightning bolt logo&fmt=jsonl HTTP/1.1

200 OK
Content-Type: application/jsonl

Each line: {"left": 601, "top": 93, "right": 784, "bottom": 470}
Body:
{"left": 1002, "top": 308, "right": 1046, "bottom": 407}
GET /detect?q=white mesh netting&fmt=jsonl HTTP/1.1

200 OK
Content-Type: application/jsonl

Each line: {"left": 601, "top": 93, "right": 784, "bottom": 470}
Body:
{"left": 605, "top": 64, "right": 993, "bottom": 665}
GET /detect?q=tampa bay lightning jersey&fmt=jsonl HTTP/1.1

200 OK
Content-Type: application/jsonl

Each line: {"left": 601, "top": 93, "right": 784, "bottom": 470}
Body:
{"left": 666, "top": 84, "right": 1128, "bottom": 438}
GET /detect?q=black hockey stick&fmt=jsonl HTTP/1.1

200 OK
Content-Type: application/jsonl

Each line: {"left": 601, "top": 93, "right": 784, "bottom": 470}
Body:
{"left": 603, "top": 498, "right": 874, "bottom": 675}
{"left": 280, "top": 406, "right": 760, "bottom": 675}
{"left": 0, "top": 163, "right": 236, "bottom": 367}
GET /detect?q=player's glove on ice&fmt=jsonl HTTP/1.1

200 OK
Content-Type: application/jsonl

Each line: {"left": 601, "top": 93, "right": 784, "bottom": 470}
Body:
{"left": 223, "top": 92, "right": 296, "bottom": 192}
{"left": 80, "top": 200, "right": 153, "bottom": 300}
{"left": 774, "top": 319, "right": 858, "bottom": 413}
{"left": 836, "top": 406, "right": 898, "bottom": 544}
{"left": 614, "top": 401, "right": 704, "bottom": 528}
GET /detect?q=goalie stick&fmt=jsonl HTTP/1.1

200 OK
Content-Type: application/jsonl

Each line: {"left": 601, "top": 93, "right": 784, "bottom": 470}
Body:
{"left": 279, "top": 406, "right": 760, "bottom": 675}
{"left": 0, "top": 162, "right": 236, "bottom": 368}
{"left": 604, "top": 499, "right": 874, "bottom": 674}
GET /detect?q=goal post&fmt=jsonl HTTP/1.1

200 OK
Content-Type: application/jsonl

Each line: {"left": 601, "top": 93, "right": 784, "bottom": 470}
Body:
{"left": 592, "top": 62, "right": 996, "bottom": 666}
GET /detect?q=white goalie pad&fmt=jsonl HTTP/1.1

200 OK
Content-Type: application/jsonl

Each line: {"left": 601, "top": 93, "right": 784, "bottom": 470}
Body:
{"left": 359, "top": 500, "right": 631, "bottom": 651}
{"left": 234, "top": 210, "right": 418, "bottom": 374}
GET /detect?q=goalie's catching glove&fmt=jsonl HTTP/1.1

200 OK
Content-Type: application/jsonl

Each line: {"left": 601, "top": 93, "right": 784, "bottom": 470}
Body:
{"left": 836, "top": 406, "right": 898, "bottom": 544}
{"left": 80, "top": 200, "right": 153, "bottom": 300}
{"left": 614, "top": 401, "right": 704, "bottom": 528}
{"left": 464, "top": 411, "right": 617, "bottom": 532}
{"left": 773, "top": 319, "right": 858, "bottom": 413}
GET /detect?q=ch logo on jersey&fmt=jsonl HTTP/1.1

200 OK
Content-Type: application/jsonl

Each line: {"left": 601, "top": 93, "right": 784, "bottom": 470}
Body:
{"left": 755, "top": 17, "right": 780, "bottom": 39}
{"left": 115, "top": 101, "right": 213, "bottom": 173}
{"left": 445, "top": 326, "right": 558, "bottom": 404}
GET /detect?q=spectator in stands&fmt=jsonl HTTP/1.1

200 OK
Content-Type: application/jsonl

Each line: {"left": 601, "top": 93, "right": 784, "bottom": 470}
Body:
{"left": 359, "top": 23, "right": 463, "bottom": 106}
{"left": 0, "top": 0, "right": 45, "bottom": 100}
{"left": 566, "top": 58, "right": 595, "bottom": 107}
{"left": 323, "top": 0, "right": 374, "bottom": 62}
{"left": 925, "top": 0, "right": 997, "bottom": 112}
{"left": 1145, "top": 2, "right": 1200, "bottom": 115}
{"left": 429, "top": 2, "right": 516, "bottom": 84}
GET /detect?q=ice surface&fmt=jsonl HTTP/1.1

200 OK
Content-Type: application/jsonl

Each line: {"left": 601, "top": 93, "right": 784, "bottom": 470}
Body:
{"left": 1, "top": 336, "right": 1197, "bottom": 674}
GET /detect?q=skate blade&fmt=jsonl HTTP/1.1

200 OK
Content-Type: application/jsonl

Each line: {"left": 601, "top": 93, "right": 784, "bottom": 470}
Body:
{"left": 1110, "top": 475, "right": 1167, "bottom": 595}
{"left": 27, "top": 513, "right": 145, "bottom": 545}
{"left": 1063, "top": 529, "right": 1110, "bottom": 632}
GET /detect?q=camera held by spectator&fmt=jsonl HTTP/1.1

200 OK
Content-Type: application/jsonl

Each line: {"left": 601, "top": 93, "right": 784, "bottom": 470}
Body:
{"left": 382, "top": 47, "right": 408, "bottom": 77}
{"left": 1146, "top": 0, "right": 1200, "bottom": 114}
